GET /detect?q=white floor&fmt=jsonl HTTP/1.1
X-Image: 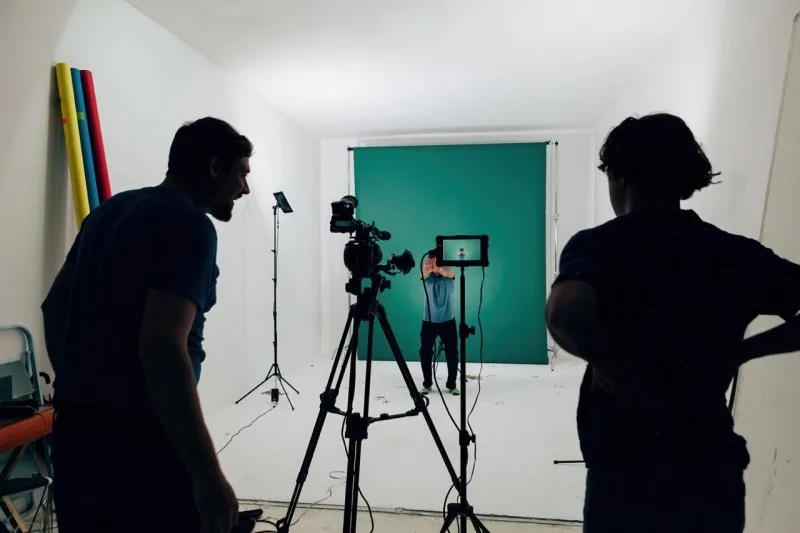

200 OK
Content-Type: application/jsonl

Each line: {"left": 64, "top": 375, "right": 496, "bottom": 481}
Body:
{"left": 240, "top": 503, "right": 582, "bottom": 532}
{"left": 208, "top": 355, "right": 588, "bottom": 524}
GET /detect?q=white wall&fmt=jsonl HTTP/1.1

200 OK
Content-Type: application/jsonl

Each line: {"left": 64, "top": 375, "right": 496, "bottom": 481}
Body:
{"left": 319, "top": 131, "right": 595, "bottom": 361}
{"left": 591, "top": 2, "right": 800, "bottom": 532}
{"left": 0, "top": 0, "right": 321, "bottom": 416}
{"left": 593, "top": 0, "right": 800, "bottom": 238}
{"left": 735, "top": 13, "right": 800, "bottom": 533}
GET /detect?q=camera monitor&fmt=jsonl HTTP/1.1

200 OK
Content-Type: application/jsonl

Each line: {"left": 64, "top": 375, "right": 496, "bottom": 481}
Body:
{"left": 435, "top": 235, "right": 489, "bottom": 267}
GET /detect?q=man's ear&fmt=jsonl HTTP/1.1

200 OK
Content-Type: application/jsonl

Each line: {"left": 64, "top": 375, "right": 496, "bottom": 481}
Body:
{"left": 209, "top": 156, "right": 222, "bottom": 180}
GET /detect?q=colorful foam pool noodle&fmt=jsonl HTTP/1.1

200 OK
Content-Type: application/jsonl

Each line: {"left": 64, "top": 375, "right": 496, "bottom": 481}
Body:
{"left": 80, "top": 70, "right": 112, "bottom": 202}
{"left": 70, "top": 68, "right": 99, "bottom": 210}
{"left": 55, "top": 63, "right": 90, "bottom": 226}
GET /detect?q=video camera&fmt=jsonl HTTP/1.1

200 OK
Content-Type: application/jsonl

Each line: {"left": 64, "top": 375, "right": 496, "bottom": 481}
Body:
{"left": 330, "top": 195, "right": 415, "bottom": 293}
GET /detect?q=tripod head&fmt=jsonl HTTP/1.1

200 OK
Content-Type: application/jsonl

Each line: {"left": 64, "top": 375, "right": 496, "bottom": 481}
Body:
{"left": 344, "top": 271, "right": 392, "bottom": 300}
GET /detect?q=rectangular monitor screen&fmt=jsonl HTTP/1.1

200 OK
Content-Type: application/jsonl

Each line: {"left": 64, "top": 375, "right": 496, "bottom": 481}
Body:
{"left": 435, "top": 235, "right": 489, "bottom": 267}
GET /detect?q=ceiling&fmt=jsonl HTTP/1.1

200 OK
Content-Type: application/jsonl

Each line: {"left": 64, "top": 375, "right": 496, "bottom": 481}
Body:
{"left": 127, "top": 0, "right": 699, "bottom": 137}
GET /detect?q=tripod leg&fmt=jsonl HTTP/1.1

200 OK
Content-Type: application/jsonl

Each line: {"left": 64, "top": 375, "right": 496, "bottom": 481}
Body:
{"left": 235, "top": 375, "right": 271, "bottom": 404}
{"left": 440, "top": 513, "right": 456, "bottom": 533}
{"left": 374, "top": 309, "right": 462, "bottom": 492}
{"left": 276, "top": 308, "right": 360, "bottom": 533}
{"left": 342, "top": 312, "right": 374, "bottom": 533}
{"left": 276, "top": 376, "right": 296, "bottom": 411}
{"left": 276, "top": 371, "right": 300, "bottom": 394}
{"left": 376, "top": 307, "right": 490, "bottom": 533}
{"left": 469, "top": 513, "right": 491, "bottom": 532}
{"left": 235, "top": 364, "right": 279, "bottom": 405}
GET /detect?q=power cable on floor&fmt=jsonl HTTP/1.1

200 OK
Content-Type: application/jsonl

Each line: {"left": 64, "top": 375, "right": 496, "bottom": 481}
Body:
{"left": 216, "top": 405, "right": 277, "bottom": 455}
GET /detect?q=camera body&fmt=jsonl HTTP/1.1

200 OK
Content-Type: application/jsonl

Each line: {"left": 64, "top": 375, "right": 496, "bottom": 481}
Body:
{"left": 329, "top": 196, "right": 415, "bottom": 293}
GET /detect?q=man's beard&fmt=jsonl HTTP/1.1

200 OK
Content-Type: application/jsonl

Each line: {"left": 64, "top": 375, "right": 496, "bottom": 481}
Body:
{"left": 210, "top": 201, "right": 234, "bottom": 222}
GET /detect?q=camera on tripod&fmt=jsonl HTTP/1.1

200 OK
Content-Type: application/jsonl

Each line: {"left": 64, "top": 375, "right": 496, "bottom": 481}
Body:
{"left": 275, "top": 195, "right": 491, "bottom": 533}
{"left": 330, "top": 195, "right": 415, "bottom": 294}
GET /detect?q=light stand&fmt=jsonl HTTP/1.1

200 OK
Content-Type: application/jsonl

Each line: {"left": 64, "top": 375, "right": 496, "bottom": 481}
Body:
{"left": 439, "top": 266, "right": 489, "bottom": 533}
{"left": 236, "top": 191, "right": 299, "bottom": 409}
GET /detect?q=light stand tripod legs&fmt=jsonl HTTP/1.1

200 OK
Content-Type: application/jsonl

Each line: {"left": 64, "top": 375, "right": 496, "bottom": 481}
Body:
{"left": 268, "top": 362, "right": 299, "bottom": 410}
{"left": 235, "top": 362, "right": 299, "bottom": 410}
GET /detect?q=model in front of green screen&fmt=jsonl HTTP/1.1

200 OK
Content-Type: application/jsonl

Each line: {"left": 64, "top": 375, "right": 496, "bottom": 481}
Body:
{"left": 419, "top": 256, "right": 459, "bottom": 396}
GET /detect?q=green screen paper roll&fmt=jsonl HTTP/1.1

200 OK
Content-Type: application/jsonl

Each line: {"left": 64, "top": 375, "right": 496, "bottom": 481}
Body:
{"left": 55, "top": 62, "right": 90, "bottom": 226}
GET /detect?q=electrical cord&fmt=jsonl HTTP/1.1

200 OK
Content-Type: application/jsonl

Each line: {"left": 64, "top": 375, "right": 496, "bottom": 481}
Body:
{"left": 27, "top": 477, "right": 54, "bottom": 532}
{"left": 466, "top": 266, "right": 486, "bottom": 485}
{"left": 257, "top": 468, "right": 346, "bottom": 531}
{"left": 255, "top": 411, "right": 375, "bottom": 531}
{"left": 216, "top": 405, "right": 277, "bottom": 455}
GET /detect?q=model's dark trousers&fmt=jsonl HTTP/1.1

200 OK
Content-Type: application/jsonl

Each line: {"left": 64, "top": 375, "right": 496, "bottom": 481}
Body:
{"left": 583, "top": 464, "right": 745, "bottom": 533}
{"left": 52, "top": 403, "right": 201, "bottom": 532}
{"left": 419, "top": 318, "right": 459, "bottom": 389}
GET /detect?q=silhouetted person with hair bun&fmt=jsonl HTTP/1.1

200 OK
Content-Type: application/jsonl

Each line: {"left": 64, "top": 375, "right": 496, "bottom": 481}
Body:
{"left": 546, "top": 113, "right": 800, "bottom": 532}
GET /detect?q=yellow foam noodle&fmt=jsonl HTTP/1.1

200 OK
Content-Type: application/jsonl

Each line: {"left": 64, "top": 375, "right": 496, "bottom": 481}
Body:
{"left": 55, "top": 62, "right": 90, "bottom": 226}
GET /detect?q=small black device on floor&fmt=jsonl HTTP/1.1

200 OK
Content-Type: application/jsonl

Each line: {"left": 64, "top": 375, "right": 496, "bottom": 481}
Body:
{"left": 274, "top": 198, "right": 490, "bottom": 533}
{"left": 240, "top": 509, "right": 263, "bottom": 521}
{"left": 232, "top": 517, "right": 257, "bottom": 533}
{"left": 236, "top": 191, "right": 299, "bottom": 410}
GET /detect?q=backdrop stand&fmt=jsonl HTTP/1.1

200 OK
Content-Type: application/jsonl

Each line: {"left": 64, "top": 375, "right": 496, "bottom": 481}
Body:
{"left": 236, "top": 192, "right": 299, "bottom": 409}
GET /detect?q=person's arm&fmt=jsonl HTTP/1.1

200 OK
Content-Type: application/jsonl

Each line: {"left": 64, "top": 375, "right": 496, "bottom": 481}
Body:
{"left": 436, "top": 266, "right": 455, "bottom": 279}
{"left": 545, "top": 281, "right": 616, "bottom": 369}
{"left": 546, "top": 233, "right": 618, "bottom": 368}
{"left": 546, "top": 233, "right": 671, "bottom": 414}
{"left": 734, "top": 242, "right": 800, "bottom": 364}
{"left": 138, "top": 210, "right": 221, "bottom": 479}
{"left": 736, "top": 315, "right": 800, "bottom": 364}
{"left": 546, "top": 279, "right": 671, "bottom": 414}
{"left": 139, "top": 290, "right": 220, "bottom": 477}
{"left": 41, "top": 234, "right": 81, "bottom": 375}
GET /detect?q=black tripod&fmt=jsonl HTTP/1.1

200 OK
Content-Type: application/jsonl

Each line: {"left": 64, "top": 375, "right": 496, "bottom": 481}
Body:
{"left": 275, "top": 273, "right": 489, "bottom": 533}
{"left": 237, "top": 192, "right": 299, "bottom": 409}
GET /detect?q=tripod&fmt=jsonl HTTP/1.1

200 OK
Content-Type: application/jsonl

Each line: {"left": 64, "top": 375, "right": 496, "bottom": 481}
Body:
{"left": 275, "top": 273, "right": 489, "bottom": 533}
{"left": 237, "top": 195, "right": 299, "bottom": 409}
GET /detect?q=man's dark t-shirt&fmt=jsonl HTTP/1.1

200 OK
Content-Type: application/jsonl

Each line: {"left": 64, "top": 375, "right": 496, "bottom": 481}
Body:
{"left": 554, "top": 209, "right": 800, "bottom": 468}
{"left": 53, "top": 186, "right": 219, "bottom": 415}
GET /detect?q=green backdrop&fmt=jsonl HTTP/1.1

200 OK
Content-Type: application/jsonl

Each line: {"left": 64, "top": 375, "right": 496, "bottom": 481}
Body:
{"left": 352, "top": 142, "right": 548, "bottom": 365}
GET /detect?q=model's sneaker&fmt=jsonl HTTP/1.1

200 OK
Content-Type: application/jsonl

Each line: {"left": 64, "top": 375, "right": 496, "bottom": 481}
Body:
{"left": 448, "top": 387, "right": 460, "bottom": 396}
{"left": 421, "top": 386, "right": 432, "bottom": 395}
